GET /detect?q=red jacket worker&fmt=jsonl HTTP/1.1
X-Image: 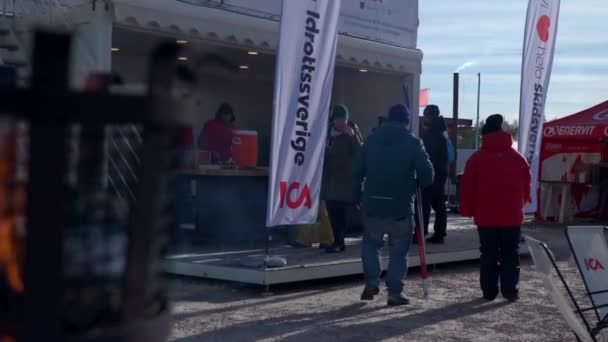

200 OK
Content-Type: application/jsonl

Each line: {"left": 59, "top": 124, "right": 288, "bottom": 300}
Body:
{"left": 199, "top": 103, "right": 236, "bottom": 163}
{"left": 460, "top": 114, "right": 531, "bottom": 302}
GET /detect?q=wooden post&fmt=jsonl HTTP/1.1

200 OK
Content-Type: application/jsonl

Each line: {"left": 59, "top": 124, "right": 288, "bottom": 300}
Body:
{"left": 0, "top": 30, "right": 190, "bottom": 341}
{"left": 21, "top": 30, "right": 71, "bottom": 342}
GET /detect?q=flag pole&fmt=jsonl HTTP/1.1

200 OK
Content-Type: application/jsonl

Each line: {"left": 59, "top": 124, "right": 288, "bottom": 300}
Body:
{"left": 404, "top": 81, "right": 430, "bottom": 301}
{"left": 475, "top": 73, "right": 481, "bottom": 149}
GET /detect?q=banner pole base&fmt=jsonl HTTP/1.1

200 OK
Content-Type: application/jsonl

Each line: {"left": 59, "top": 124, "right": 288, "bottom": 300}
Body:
{"left": 265, "top": 233, "right": 269, "bottom": 255}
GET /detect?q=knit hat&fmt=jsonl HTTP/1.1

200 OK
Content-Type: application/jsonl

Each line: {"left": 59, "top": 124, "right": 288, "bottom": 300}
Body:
{"left": 332, "top": 104, "right": 350, "bottom": 120}
{"left": 482, "top": 114, "right": 504, "bottom": 135}
{"left": 424, "top": 105, "right": 440, "bottom": 119}
{"left": 387, "top": 104, "right": 411, "bottom": 124}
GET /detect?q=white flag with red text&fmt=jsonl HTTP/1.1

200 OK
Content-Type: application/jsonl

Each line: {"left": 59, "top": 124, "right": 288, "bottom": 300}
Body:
{"left": 266, "top": 0, "right": 342, "bottom": 227}
{"left": 518, "top": 0, "right": 561, "bottom": 213}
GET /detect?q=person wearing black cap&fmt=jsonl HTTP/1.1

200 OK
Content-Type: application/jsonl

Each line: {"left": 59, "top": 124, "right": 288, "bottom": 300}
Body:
{"left": 460, "top": 114, "right": 531, "bottom": 302}
{"left": 354, "top": 104, "right": 434, "bottom": 306}
{"left": 420, "top": 105, "right": 449, "bottom": 244}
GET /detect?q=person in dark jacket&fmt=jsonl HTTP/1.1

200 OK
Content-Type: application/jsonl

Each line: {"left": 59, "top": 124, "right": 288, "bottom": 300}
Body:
{"left": 322, "top": 104, "right": 363, "bottom": 253}
{"left": 421, "top": 105, "right": 449, "bottom": 244}
{"left": 460, "top": 114, "right": 531, "bottom": 302}
{"left": 354, "top": 104, "right": 434, "bottom": 306}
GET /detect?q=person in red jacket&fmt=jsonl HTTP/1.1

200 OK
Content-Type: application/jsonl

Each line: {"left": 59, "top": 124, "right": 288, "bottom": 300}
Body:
{"left": 460, "top": 114, "right": 531, "bottom": 302}
{"left": 199, "top": 103, "right": 236, "bottom": 163}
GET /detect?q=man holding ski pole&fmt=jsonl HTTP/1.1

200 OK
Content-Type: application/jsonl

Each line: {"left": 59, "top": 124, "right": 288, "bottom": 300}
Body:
{"left": 354, "top": 104, "right": 434, "bottom": 306}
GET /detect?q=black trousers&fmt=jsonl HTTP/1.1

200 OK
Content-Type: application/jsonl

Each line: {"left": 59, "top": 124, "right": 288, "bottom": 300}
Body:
{"left": 478, "top": 227, "right": 521, "bottom": 298}
{"left": 326, "top": 201, "right": 350, "bottom": 247}
{"left": 422, "top": 179, "right": 447, "bottom": 237}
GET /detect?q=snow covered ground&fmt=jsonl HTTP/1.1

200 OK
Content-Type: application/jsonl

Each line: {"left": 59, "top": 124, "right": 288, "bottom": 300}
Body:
{"left": 166, "top": 225, "right": 603, "bottom": 342}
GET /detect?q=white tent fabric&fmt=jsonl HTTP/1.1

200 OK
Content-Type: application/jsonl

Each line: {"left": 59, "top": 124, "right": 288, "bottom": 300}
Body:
{"left": 525, "top": 236, "right": 594, "bottom": 342}
{"left": 566, "top": 226, "right": 608, "bottom": 322}
{"left": 111, "top": 0, "right": 423, "bottom": 73}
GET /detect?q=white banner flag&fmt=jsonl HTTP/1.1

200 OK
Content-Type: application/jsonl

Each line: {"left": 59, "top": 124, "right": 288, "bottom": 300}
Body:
{"left": 266, "top": 0, "right": 341, "bottom": 227}
{"left": 518, "top": 0, "right": 561, "bottom": 213}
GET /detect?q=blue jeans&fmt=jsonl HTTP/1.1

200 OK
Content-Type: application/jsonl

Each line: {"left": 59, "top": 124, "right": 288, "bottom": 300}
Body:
{"left": 361, "top": 215, "right": 414, "bottom": 296}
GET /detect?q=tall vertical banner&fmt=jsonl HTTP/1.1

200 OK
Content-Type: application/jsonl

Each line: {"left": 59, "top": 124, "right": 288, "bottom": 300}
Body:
{"left": 266, "top": 0, "right": 342, "bottom": 227}
{"left": 518, "top": 0, "right": 560, "bottom": 213}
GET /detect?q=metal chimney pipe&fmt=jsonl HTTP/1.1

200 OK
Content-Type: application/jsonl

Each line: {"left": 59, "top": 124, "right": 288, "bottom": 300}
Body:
{"left": 452, "top": 73, "right": 459, "bottom": 181}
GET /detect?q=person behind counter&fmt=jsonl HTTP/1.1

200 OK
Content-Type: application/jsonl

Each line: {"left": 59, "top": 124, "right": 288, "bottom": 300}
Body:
{"left": 199, "top": 103, "right": 237, "bottom": 163}
{"left": 321, "top": 104, "right": 363, "bottom": 254}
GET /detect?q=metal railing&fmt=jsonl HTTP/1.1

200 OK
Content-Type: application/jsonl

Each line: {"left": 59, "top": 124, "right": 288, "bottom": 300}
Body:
{"left": 108, "top": 124, "right": 144, "bottom": 203}
{"left": 2, "top": 1, "right": 141, "bottom": 202}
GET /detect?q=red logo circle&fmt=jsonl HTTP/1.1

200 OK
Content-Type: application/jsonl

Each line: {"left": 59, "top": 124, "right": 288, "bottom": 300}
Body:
{"left": 536, "top": 15, "right": 551, "bottom": 43}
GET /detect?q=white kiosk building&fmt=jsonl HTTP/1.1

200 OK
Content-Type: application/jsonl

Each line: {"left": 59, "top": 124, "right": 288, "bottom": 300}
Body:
{"left": 0, "top": 1, "right": 496, "bottom": 286}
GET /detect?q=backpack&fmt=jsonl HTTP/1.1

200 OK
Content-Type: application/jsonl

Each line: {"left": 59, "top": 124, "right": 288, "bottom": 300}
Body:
{"left": 446, "top": 136, "right": 455, "bottom": 164}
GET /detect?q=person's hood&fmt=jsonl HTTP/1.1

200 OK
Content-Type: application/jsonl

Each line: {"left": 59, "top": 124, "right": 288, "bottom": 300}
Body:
{"left": 375, "top": 122, "right": 408, "bottom": 145}
{"left": 481, "top": 130, "right": 513, "bottom": 151}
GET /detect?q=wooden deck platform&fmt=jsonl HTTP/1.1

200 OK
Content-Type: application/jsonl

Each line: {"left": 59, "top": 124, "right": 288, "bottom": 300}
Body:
{"left": 165, "top": 217, "right": 501, "bottom": 285}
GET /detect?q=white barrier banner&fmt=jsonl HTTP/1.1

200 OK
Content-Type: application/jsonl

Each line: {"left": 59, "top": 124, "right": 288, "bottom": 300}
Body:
{"left": 518, "top": 0, "right": 561, "bottom": 213}
{"left": 266, "top": 0, "right": 341, "bottom": 227}
{"left": 526, "top": 236, "right": 594, "bottom": 342}
{"left": 567, "top": 226, "right": 608, "bottom": 320}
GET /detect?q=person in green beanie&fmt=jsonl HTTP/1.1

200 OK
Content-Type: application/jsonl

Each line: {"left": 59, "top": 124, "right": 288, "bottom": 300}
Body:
{"left": 321, "top": 104, "right": 363, "bottom": 253}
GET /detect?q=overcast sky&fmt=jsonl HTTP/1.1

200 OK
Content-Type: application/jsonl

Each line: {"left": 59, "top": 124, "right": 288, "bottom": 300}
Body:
{"left": 418, "top": 0, "right": 608, "bottom": 124}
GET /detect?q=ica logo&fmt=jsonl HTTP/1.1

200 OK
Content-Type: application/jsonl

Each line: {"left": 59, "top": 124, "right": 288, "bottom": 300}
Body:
{"left": 279, "top": 181, "right": 312, "bottom": 209}
{"left": 584, "top": 258, "right": 605, "bottom": 272}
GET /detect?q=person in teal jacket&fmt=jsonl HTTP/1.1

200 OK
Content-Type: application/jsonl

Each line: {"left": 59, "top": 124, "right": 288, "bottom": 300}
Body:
{"left": 353, "top": 104, "right": 434, "bottom": 306}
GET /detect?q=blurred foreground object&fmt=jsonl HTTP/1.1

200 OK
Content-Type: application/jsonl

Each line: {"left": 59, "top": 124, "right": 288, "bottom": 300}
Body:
{"left": 0, "top": 30, "right": 194, "bottom": 342}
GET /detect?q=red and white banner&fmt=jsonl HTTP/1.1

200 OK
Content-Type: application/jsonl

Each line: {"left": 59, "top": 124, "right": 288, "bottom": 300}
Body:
{"left": 539, "top": 141, "right": 601, "bottom": 218}
{"left": 266, "top": 0, "right": 341, "bottom": 227}
{"left": 518, "top": 0, "right": 561, "bottom": 212}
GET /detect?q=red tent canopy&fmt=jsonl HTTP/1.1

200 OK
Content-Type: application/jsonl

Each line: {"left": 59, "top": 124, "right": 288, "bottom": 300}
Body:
{"left": 543, "top": 100, "right": 608, "bottom": 141}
